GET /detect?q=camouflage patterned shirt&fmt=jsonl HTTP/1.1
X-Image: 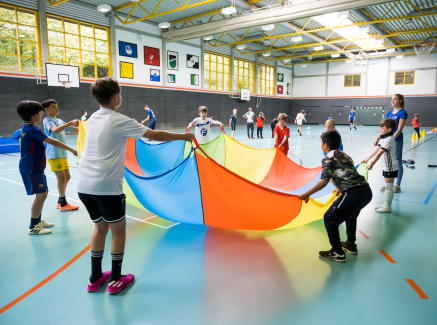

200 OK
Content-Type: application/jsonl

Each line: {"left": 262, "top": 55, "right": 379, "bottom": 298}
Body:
{"left": 321, "top": 150, "right": 367, "bottom": 193}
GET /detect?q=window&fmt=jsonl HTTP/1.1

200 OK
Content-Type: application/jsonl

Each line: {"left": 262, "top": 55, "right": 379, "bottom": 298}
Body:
{"left": 0, "top": 4, "right": 40, "bottom": 72}
{"left": 344, "top": 74, "right": 361, "bottom": 87}
{"left": 204, "top": 51, "right": 230, "bottom": 90}
{"left": 46, "top": 14, "right": 110, "bottom": 78}
{"left": 233, "top": 58, "right": 255, "bottom": 93}
{"left": 394, "top": 71, "right": 414, "bottom": 85}
{"left": 258, "top": 63, "right": 275, "bottom": 95}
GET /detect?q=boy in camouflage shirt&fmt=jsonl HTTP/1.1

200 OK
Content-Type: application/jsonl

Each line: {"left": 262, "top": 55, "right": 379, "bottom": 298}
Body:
{"left": 299, "top": 131, "right": 372, "bottom": 262}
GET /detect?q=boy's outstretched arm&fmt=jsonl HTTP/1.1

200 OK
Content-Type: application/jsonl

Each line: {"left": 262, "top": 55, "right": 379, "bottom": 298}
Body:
{"left": 186, "top": 121, "right": 195, "bottom": 130}
{"left": 141, "top": 116, "right": 150, "bottom": 124}
{"left": 362, "top": 147, "right": 380, "bottom": 164}
{"left": 44, "top": 137, "right": 77, "bottom": 156}
{"left": 298, "top": 179, "right": 329, "bottom": 200}
{"left": 50, "top": 120, "right": 79, "bottom": 134}
{"left": 366, "top": 149, "right": 385, "bottom": 170}
{"left": 144, "top": 130, "right": 194, "bottom": 143}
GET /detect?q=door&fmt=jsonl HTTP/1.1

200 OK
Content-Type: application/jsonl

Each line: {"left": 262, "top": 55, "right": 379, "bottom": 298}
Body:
{"left": 355, "top": 106, "right": 387, "bottom": 126}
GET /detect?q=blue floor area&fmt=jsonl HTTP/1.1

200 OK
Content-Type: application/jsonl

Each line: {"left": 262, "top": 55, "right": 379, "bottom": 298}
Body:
{"left": 0, "top": 125, "right": 436, "bottom": 325}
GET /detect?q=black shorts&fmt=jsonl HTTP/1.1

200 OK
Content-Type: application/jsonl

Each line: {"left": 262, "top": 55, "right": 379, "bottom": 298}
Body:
{"left": 382, "top": 170, "right": 399, "bottom": 178}
{"left": 231, "top": 125, "right": 236, "bottom": 131}
{"left": 78, "top": 193, "right": 126, "bottom": 223}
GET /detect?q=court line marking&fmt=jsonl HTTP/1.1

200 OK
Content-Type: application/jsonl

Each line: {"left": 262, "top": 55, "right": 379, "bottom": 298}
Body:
{"left": 0, "top": 168, "right": 18, "bottom": 172}
{"left": 379, "top": 250, "right": 396, "bottom": 263}
{"left": 406, "top": 279, "right": 429, "bottom": 299}
{"left": 0, "top": 171, "right": 20, "bottom": 176}
{"left": 0, "top": 244, "right": 91, "bottom": 315}
{"left": 378, "top": 180, "right": 437, "bottom": 205}
{"left": 357, "top": 230, "right": 370, "bottom": 239}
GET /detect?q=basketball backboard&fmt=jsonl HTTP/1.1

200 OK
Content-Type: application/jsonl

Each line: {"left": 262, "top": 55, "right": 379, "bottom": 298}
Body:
{"left": 45, "top": 63, "right": 80, "bottom": 88}
{"left": 240, "top": 88, "right": 250, "bottom": 101}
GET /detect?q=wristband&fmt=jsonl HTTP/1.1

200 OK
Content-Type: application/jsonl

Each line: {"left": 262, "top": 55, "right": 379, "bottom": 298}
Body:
{"left": 371, "top": 161, "right": 375, "bottom": 164}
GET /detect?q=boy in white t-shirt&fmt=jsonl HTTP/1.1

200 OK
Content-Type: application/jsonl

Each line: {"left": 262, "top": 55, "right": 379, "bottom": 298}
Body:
{"left": 294, "top": 109, "right": 307, "bottom": 136}
{"left": 187, "top": 106, "right": 223, "bottom": 144}
{"left": 77, "top": 77, "right": 194, "bottom": 294}
{"left": 362, "top": 119, "right": 399, "bottom": 213}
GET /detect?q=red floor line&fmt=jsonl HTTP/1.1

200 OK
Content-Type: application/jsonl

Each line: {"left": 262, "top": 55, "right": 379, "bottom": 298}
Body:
{"left": 357, "top": 229, "right": 370, "bottom": 239}
{"left": 0, "top": 244, "right": 91, "bottom": 315}
{"left": 379, "top": 250, "right": 396, "bottom": 263}
{"left": 406, "top": 279, "right": 429, "bottom": 299}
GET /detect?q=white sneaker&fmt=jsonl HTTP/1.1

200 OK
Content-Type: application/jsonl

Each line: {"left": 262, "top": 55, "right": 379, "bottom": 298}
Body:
{"left": 380, "top": 186, "right": 386, "bottom": 191}
{"left": 376, "top": 205, "right": 392, "bottom": 213}
{"left": 39, "top": 220, "right": 54, "bottom": 228}
{"left": 29, "top": 224, "right": 52, "bottom": 235}
{"left": 393, "top": 185, "right": 401, "bottom": 193}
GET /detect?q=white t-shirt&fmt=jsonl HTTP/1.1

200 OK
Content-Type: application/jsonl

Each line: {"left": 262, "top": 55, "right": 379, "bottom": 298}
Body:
{"left": 77, "top": 107, "right": 148, "bottom": 195}
{"left": 296, "top": 113, "right": 306, "bottom": 125}
{"left": 378, "top": 135, "right": 399, "bottom": 172}
{"left": 243, "top": 111, "right": 255, "bottom": 123}
{"left": 193, "top": 117, "right": 212, "bottom": 144}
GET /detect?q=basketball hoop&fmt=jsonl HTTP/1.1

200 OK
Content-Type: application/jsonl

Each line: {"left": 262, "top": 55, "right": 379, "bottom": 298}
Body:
{"left": 414, "top": 42, "right": 436, "bottom": 62}
{"left": 61, "top": 81, "right": 73, "bottom": 89}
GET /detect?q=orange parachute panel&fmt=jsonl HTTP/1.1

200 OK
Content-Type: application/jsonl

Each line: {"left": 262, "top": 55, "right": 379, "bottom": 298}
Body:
{"left": 125, "top": 138, "right": 145, "bottom": 177}
{"left": 196, "top": 151, "right": 303, "bottom": 230}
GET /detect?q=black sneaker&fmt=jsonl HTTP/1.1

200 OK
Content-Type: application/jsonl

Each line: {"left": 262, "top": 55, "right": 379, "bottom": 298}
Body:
{"left": 319, "top": 248, "right": 346, "bottom": 262}
{"left": 341, "top": 241, "right": 358, "bottom": 255}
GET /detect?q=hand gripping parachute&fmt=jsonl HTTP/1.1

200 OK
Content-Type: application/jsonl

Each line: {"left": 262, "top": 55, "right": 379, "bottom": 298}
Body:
{"left": 77, "top": 124, "right": 357, "bottom": 231}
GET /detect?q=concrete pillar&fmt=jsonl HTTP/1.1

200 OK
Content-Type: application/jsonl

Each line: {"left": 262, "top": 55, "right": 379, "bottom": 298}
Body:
{"left": 230, "top": 46, "right": 235, "bottom": 90}
{"left": 275, "top": 60, "right": 278, "bottom": 95}
{"left": 109, "top": 13, "right": 118, "bottom": 79}
{"left": 38, "top": 0, "right": 49, "bottom": 68}
{"left": 200, "top": 40, "right": 204, "bottom": 89}
{"left": 255, "top": 55, "right": 259, "bottom": 94}
{"left": 162, "top": 40, "right": 167, "bottom": 86}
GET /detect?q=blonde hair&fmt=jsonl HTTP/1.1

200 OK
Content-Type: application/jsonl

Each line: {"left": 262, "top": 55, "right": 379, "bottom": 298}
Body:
{"left": 301, "top": 110, "right": 306, "bottom": 115}
{"left": 326, "top": 119, "right": 336, "bottom": 125}
{"left": 278, "top": 113, "right": 288, "bottom": 122}
{"left": 198, "top": 106, "right": 208, "bottom": 113}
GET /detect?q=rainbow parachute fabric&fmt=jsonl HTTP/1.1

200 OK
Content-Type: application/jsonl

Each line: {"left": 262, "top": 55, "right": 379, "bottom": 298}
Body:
{"left": 77, "top": 123, "right": 363, "bottom": 231}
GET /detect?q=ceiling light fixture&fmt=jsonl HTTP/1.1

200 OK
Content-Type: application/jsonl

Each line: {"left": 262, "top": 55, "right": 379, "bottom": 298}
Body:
{"left": 283, "top": 59, "right": 291, "bottom": 63}
{"left": 262, "top": 52, "right": 270, "bottom": 57}
{"left": 158, "top": 22, "right": 171, "bottom": 28}
{"left": 345, "top": 59, "right": 353, "bottom": 63}
{"left": 97, "top": 4, "right": 111, "bottom": 12}
{"left": 221, "top": 6, "right": 236, "bottom": 15}
{"left": 396, "top": 55, "right": 404, "bottom": 59}
{"left": 314, "top": 46, "right": 323, "bottom": 51}
{"left": 203, "top": 36, "right": 214, "bottom": 40}
{"left": 262, "top": 24, "right": 275, "bottom": 31}
{"left": 386, "top": 48, "right": 396, "bottom": 53}
{"left": 291, "top": 36, "right": 302, "bottom": 42}
{"left": 236, "top": 44, "right": 246, "bottom": 50}
{"left": 331, "top": 53, "right": 340, "bottom": 58}
{"left": 359, "top": 26, "right": 370, "bottom": 34}
{"left": 337, "top": 10, "right": 350, "bottom": 18}
{"left": 302, "top": 65, "right": 307, "bottom": 67}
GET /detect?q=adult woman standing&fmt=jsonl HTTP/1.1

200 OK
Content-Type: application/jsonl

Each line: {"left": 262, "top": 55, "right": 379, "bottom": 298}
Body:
{"left": 376, "top": 94, "right": 408, "bottom": 193}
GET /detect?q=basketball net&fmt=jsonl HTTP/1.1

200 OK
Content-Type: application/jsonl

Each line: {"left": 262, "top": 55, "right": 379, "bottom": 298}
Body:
{"left": 61, "top": 81, "right": 72, "bottom": 89}
{"left": 414, "top": 42, "right": 436, "bottom": 62}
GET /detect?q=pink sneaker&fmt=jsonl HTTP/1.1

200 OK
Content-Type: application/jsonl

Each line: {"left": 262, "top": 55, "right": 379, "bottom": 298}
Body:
{"left": 107, "top": 274, "right": 135, "bottom": 294}
{"left": 87, "top": 271, "right": 111, "bottom": 292}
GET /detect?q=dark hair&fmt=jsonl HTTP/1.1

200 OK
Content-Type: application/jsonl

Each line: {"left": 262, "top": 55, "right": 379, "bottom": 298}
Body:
{"left": 17, "top": 100, "right": 43, "bottom": 122}
{"left": 379, "top": 118, "right": 397, "bottom": 131}
{"left": 41, "top": 99, "right": 57, "bottom": 110}
{"left": 82, "top": 110, "right": 87, "bottom": 115}
{"left": 394, "top": 93, "right": 404, "bottom": 108}
{"left": 414, "top": 113, "right": 419, "bottom": 117}
{"left": 91, "top": 77, "right": 121, "bottom": 106}
{"left": 329, "top": 114, "right": 333, "bottom": 116}
{"left": 321, "top": 131, "right": 341, "bottom": 150}
{"left": 278, "top": 113, "right": 288, "bottom": 122}
{"left": 199, "top": 106, "right": 208, "bottom": 113}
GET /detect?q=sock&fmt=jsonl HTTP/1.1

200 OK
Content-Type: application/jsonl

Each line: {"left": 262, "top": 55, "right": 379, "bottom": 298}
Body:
{"left": 385, "top": 185, "right": 394, "bottom": 208}
{"left": 38, "top": 213, "right": 41, "bottom": 223}
{"left": 30, "top": 217, "right": 39, "bottom": 229}
{"left": 59, "top": 196, "right": 67, "bottom": 207}
{"left": 110, "top": 252, "right": 124, "bottom": 282}
{"left": 90, "top": 250, "right": 104, "bottom": 283}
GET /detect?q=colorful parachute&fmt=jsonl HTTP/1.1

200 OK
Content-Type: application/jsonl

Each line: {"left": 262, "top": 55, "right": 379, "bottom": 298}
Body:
{"left": 77, "top": 124, "right": 351, "bottom": 231}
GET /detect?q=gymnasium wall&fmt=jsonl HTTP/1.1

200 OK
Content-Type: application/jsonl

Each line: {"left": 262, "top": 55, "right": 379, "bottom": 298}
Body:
{"left": 0, "top": 75, "right": 290, "bottom": 136}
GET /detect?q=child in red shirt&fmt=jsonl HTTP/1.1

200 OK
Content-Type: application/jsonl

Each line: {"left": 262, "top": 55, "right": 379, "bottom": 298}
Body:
{"left": 412, "top": 113, "right": 421, "bottom": 138}
{"left": 256, "top": 112, "right": 264, "bottom": 138}
{"left": 274, "top": 113, "right": 290, "bottom": 156}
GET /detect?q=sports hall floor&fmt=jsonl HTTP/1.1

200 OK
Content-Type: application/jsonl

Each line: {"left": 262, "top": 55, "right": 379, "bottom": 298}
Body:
{"left": 0, "top": 124, "right": 436, "bottom": 325}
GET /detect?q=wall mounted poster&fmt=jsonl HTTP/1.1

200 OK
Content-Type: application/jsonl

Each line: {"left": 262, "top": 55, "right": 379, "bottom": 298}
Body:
{"left": 187, "top": 54, "right": 199, "bottom": 69}
{"left": 168, "top": 74, "right": 175, "bottom": 83}
{"left": 277, "top": 73, "right": 284, "bottom": 82}
{"left": 144, "top": 46, "right": 160, "bottom": 66}
{"left": 191, "top": 74, "right": 199, "bottom": 86}
{"left": 287, "top": 83, "right": 291, "bottom": 95}
{"left": 119, "top": 41, "right": 138, "bottom": 58}
{"left": 167, "top": 51, "right": 178, "bottom": 70}
{"left": 277, "top": 85, "right": 283, "bottom": 94}
{"left": 150, "top": 69, "right": 160, "bottom": 82}
{"left": 120, "top": 62, "right": 133, "bottom": 79}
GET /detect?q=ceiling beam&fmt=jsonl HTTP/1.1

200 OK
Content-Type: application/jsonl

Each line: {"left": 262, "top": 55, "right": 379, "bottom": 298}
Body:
{"left": 163, "top": 0, "right": 395, "bottom": 42}
{"left": 46, "top": 0, "right": 69, "bottom": 6}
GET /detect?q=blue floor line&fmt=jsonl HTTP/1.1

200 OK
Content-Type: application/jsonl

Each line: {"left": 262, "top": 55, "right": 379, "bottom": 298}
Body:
{"left": 378, "top": 180, "right": 437, "bottom": 205}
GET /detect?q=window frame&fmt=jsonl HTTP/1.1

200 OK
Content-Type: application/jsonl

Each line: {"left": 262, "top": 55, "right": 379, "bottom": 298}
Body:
{"left": 0, "top": 3, "right": 41, "bottom": 72}
{"left": 203, "top": 50, "right": 231, "bottom": 91}
{"left": 233, "top": 57, "right": 255, "bottom": 93}
{"left": 258, "top": 63, "right": 275, "bottom": 95}
{"left": 344, "top": 74, "right": 361, "bottom": 87}
{"left": 394, "top": 71, "right": 415, "bottom": 85}
{"left": 46, "top": 14, "right": 111, "bottom": 79}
